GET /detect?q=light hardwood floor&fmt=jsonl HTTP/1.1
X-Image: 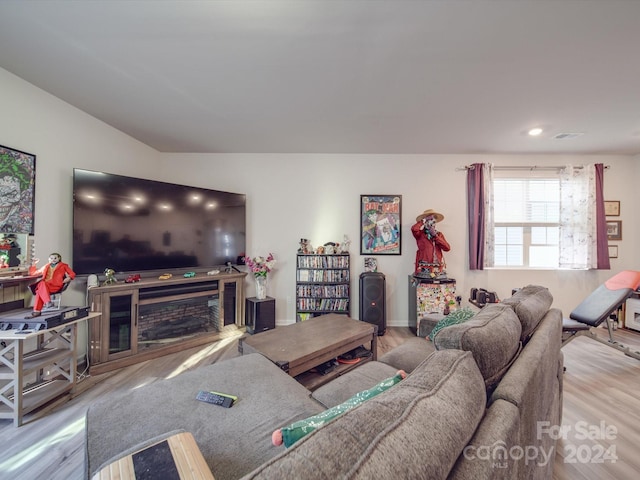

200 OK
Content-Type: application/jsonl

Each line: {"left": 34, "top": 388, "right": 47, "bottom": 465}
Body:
{"left": 552, "top": 327, "right": 640, "bottom": 480}
{"left": 1, "top": 325, "right": 639, "bottom": 479}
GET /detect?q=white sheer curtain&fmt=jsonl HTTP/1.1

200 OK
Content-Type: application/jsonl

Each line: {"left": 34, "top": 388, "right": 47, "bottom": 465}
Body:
{"left": 482, "top": 163, "right": 495, "bottom": 268}
{"left": 559, "top": 164, "right": 597, "bottom": 269}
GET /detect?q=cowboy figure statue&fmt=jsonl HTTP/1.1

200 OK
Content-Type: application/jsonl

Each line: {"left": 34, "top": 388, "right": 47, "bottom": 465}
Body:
{"left": 411, "top": 209, "right": 451, "bottom": 277}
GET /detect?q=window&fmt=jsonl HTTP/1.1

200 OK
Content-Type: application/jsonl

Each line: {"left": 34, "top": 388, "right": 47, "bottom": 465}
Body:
{"left": 468, "top": 163, "right": 604, "bottom": 271}
{"left": 493, "top": 176, "right": 560, "bottom": 268}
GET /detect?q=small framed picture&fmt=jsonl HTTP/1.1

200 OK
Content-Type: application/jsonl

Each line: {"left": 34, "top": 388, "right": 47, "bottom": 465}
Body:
{"left": 606, "top": 221, "right": 622, "bottom": 241}
{"left": 608, "top": 245, "right": 618, "bottom": 259}
{"left": 604, "top": 201, "right": 620, "bottom": 216}
{"left": 364, "top": 257, "right": 378, "bottom": 272}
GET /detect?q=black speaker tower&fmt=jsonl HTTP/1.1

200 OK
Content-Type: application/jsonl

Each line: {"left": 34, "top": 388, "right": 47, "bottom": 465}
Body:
{"left": 359, "top": 272, "right": 386, "bottom": 335}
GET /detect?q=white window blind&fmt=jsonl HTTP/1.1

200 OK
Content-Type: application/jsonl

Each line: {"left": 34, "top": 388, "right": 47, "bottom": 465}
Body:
{"left": 494, "top": 179, "right": 560, "bottom": 223}
{"left": 493, "top": 177, "right": 560, "bottom": 268}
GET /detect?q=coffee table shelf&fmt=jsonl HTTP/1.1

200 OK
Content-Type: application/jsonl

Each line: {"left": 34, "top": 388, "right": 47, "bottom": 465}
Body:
{"left": 239, "top": 314, "right": 376, "bottom": 391}
{"left": 294, "top": 357, "right": 372, "bottom": 390}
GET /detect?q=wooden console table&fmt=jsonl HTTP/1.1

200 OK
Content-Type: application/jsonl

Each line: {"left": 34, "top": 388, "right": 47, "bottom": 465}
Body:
{"left": 0, "top": 312, "right": 101, "bottom": 426}
{"left": 239, "top": 314, "right": 377, "bottom": 391}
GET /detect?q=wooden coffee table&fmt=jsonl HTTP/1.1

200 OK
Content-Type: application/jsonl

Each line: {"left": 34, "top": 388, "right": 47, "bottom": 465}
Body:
{"left": 239, "top": 314, "right": 377, "bottom": 390}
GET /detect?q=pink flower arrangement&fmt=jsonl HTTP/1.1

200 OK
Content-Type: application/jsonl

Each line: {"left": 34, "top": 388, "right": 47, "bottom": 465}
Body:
{"left": 244, "top": 253, "right": 276, "bottom": 277}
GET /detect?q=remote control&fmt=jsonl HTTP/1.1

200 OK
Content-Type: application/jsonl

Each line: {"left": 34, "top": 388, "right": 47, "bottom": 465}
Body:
{"left": 196, "top": 390, "right": 235, "bottom": 408}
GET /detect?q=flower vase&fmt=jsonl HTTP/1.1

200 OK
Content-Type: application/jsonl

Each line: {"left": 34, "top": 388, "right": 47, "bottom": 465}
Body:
{"left": 255, "top": 275, "right": 268, "bottom": 300}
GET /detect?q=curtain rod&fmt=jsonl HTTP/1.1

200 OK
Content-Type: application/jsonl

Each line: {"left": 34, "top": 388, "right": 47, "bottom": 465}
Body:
{"left": 458, "top": 164, "right": 610, "bottom": 171}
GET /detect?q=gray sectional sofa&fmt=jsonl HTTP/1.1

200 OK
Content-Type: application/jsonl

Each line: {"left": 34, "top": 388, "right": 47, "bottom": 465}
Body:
{"left": 86, "top": 285, "right": 563, "bottom": 480}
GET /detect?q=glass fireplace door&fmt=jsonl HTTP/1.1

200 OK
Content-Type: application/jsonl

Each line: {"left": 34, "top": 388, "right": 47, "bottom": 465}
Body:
{"left": 104, "top": 291, "right": 138, "bottom": 360}
{"left": 137, "top": 294, "right": 220, "bottom": 351}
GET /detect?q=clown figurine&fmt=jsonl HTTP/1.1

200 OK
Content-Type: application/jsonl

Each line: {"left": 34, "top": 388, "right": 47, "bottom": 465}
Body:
{"left": 411, "top": 209, "right": 451, "bottom": 277}
{"left": 25, "top": 252, "right": 76, "bottom": 318}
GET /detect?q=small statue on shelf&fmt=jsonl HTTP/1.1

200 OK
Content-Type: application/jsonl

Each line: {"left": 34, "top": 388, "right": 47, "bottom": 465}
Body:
{"left": 103, "top": 268, "right": 118, "bottom": 285}
{"left": 298, "top": 238, "right": 313, "bottom": 255}
{"left": 323, "top": 242, "right": 337, "bottom": 255}
{"left": 339, "top": 235, "right": 351, "bottom": 253}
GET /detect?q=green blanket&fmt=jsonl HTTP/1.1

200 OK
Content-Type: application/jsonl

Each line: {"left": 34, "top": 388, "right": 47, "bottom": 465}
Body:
{"left": 272, "top": 370, "right": 406, "bottom": 448}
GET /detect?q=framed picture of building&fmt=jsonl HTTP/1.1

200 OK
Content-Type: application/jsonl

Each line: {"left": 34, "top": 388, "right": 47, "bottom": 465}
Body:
{"left": 0, "top": 145, "right": 36, "bottom": 234}
{"left": 360, "top": 195, "right": 401, "bottom": 255}
{"left": 606, "top": 221, "right": 622, "bottom": 241}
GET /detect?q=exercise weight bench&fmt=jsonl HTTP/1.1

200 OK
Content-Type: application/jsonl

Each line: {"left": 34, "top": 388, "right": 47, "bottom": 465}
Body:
{"left": 562, "top": 270, "right": 640, "bottom": 361}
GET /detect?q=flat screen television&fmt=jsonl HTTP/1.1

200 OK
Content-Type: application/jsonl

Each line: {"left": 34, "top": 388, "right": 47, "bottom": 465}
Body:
{"left": 72, "top": 169, "right": 246, "bottom": 275}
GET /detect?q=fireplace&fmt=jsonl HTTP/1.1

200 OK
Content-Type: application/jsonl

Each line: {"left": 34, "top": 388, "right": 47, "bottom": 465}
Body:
{"left": 138, "top": 294, "right": 224, "bottom": 350}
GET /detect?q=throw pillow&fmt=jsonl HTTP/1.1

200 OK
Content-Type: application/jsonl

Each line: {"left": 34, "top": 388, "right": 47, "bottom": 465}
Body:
{"left": 272, "top": 370, "right": 406, "bottom": 448}
{"left": 429, "top": 307, "right": 475, "bottom": 341}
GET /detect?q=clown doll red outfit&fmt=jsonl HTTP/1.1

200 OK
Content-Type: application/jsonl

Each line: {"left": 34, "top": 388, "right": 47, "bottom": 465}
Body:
{"left": 411, "top": 209, "right": 451, "bottom": 275}
{"left": 25, "top": 253, "right": 76, "bottom": 319}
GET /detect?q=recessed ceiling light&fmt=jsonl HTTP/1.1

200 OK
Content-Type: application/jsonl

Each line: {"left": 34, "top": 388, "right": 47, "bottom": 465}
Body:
{"left": 528, "top": 127, "right": 543, "bottom": 136}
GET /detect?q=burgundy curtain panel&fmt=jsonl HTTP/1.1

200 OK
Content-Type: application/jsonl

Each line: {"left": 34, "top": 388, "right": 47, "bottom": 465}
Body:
{"left": 467, "top": 163, "right": 485, "bottom": 270}
{"left": 595, "top": 163, "right": 610, "bottom": 270}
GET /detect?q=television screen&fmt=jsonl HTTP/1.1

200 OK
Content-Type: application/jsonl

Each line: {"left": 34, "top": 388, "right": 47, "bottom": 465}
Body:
{"left": 72, "top": 169, "right": 246, "bottom": 275}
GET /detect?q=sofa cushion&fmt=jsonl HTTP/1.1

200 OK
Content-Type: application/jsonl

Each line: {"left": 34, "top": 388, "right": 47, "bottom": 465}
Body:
{"left": 86, "top": 353, "right": 326, "bottom": 480}
{"left": 312, "top": 360, "right": 399, "bottom": 408}
{"left": 434, "top": 303, "right": 522, "bottom": 389}
{"left": 502, "top": 285, "right": 553, "bottom": 342}
{"left": 378, "top": 337, "right": 435, "bottom": 373}
{"left": 243, "top": 350, "right": 487, "bottom": 480}
{"left": 277, "top": 371, "right": 405, "bottom": 447}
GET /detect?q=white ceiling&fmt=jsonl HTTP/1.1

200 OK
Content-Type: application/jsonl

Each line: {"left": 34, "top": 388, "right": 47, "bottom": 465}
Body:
{"left": 1, "top": 0, "right": 640, "bottom": 155}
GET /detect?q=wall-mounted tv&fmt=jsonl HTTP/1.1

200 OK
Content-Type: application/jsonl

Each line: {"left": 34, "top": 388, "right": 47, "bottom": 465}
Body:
{"left": 72, "top": 169, "right": 246, "bottom": 275}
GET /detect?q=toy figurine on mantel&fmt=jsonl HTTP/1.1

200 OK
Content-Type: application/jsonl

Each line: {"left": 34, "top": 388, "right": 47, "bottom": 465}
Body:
{"left": 411, "top": 209, "right": 451, "bottom": 278}
{"left": 103, "top": 268, "right": 118, "bottom": 286}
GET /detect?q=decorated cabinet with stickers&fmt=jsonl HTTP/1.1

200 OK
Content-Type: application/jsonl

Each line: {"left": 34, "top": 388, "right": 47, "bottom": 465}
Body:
{"left": 408, "top": 275, "right": 457, "bottom": 336}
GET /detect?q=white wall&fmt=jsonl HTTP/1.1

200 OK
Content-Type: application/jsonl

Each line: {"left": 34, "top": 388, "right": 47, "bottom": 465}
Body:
{"left": 2, "top": 66, "right": 639, "bottom": 333}
{"left": 0, "top": 67, "right": 160, "bottom": 303}
{"left": 160, "top": 153, "right": 640, "bottom": 324}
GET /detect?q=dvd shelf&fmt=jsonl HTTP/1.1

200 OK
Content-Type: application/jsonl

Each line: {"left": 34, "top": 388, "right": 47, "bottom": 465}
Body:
{"left": 296, "top": 253, "right": 350, "bottom": 322}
